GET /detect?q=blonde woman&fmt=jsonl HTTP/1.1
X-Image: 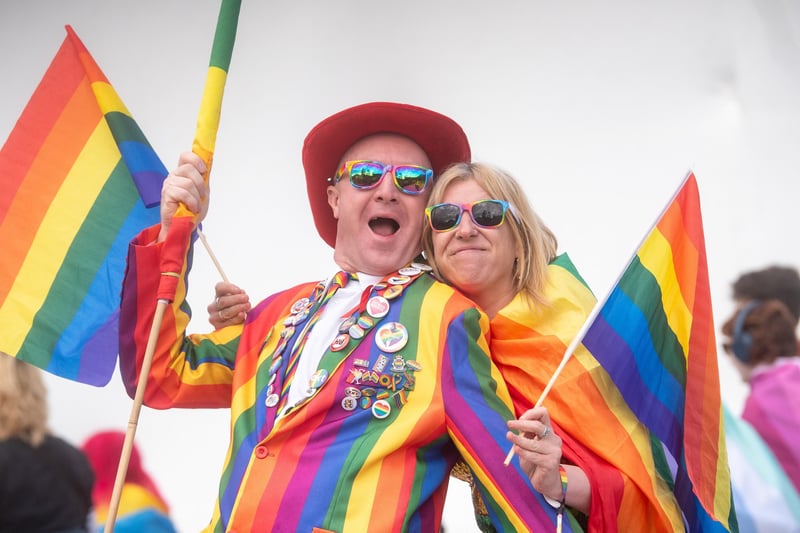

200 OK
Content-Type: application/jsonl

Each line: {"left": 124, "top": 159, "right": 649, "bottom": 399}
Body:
{"left": 0, "top": 355, "right": 94, "bottom": 532}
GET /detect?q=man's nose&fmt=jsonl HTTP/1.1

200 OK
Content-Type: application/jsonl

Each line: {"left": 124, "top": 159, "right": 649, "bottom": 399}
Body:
{"left": 374, "top": 169, "right": 399, "bottom": 200}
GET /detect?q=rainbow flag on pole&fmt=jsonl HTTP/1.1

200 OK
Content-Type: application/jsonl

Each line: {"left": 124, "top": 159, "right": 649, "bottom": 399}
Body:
{"left": 0, "top": 26, "right": 165, "bottom": 386}
{"left": 581, "top": 173, "right": 738, "bottom": 531}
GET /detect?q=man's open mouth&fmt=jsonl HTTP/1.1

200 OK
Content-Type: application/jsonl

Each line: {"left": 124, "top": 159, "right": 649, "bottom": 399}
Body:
{"left": 369, "top": 216, "right": 400, "bottom": 236}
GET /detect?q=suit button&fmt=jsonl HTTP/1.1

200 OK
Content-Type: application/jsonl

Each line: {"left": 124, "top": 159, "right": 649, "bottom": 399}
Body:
{"left": 255, "top": 445, "right": 269, "bottom": 459}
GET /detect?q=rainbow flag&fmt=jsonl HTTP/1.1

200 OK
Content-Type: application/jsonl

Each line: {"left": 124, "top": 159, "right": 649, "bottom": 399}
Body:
{"left": 0, "top": 26, "right": 165, "bottom": 386}
{"left": 723, "top": 403, "right": 800, "bottom": 532}
{"left": 581, "top": 173, "right": 738, "bottom": 531}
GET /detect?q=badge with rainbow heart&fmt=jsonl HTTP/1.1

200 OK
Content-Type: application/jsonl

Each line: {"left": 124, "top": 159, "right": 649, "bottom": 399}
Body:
{"left": 374, "top": 322, "right": 408, "bottom": 353}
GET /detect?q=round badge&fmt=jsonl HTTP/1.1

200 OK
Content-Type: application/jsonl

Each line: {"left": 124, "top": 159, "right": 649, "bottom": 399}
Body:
{"left": 348, "top": 324, "right": 365, "bottom": 340}
{"left": 265, "top": 393, "right": 279, "bottom": 407}
{"left": 294, "top": 309, "right": 309, "bottom": 324}
{"left": 274, "top": 338, "right": 289, "bottom": 356}
{"left": 344, "top": 386, "right": 362, "bottom": 398}
{"left": 388, "top": 275, "right": 411, "bottom": 285}
{"left": 383, "top": 285, "right": 403, "bottom": 300}
{"left": 330, "top": 333, "right": 349, "bottom": 352}
{"left": 280, "top": 325, "right": 295, "bottom": 339}
{"left": 357, "top": 315, "right": 375, "bottom": 330}
{"left": 341, "top": 397, "right": 358, "bottom": 411}
{"left": 268, "top": 356, "right": 283, "bottom": 375}
{"left": 372, "top": 399, "right": 391, "bottom": 419}
{"left": 398, "top": 266, "right": 421, "bottom": 276}
{"left": 366, "top": 296, "right": 390, "bottom": 318}
{"left": 374, "top": 322, "right": 409, "bottom": 353}
{"left": 360, "top": 396, "right": 373, "bottom": 409}
{"left": 291, "top": 297, "right": 310, "bottom": 314}
{"left": 411, "top": 261, "right": 432, "bottom": 272}
{"left": 310, "top": 369, "right": 328, "bottom": 389}
{"left": 339, "top": 316, "right": 357, "bottom": 333}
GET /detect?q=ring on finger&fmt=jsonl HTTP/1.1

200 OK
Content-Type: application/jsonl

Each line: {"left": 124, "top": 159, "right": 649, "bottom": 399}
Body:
{"left": 540, "top": 426, "right": 551, "bottom": 439}
{"left": 215, "top": 296, "right": 222, "bottom": 310}
{"left": 218, "top": 309, "right": 226, "bottom": 321}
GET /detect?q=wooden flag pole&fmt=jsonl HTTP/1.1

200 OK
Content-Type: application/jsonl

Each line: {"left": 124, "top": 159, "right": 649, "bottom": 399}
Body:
{"left": 104, "top": 300, "right": 169, "bottom": 532}
{"left": 197, "top": 228, "right": 230, "bottom": 283}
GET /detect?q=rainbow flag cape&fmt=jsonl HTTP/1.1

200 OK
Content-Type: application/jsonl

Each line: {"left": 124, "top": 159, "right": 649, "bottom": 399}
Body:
{"left": 493, "top": 257, "right": 684, "bottom": 532}
{"left": 0, "top": 26, "right": 165, "bottom": 386}
{"left": 581, "top": 173, "right": 738, "bottom": 531}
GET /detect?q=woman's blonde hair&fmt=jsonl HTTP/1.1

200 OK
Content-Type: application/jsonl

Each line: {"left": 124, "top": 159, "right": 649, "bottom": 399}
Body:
{"left": 0, "top": 355, "right": 49, "bottom": 446}
{"left": 422, "top": 162, "right": 558, "bottom": 307}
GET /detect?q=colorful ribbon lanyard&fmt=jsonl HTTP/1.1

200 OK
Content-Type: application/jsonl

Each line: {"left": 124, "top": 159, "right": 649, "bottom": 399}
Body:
{"left": 263, "top": 262, "right": 430, "bottom": 413}
{"left": 556, "top": 465, "right": 568, "bottom": 533}
{"left": 276, "top": 270, "right": 352, "bottom": 411}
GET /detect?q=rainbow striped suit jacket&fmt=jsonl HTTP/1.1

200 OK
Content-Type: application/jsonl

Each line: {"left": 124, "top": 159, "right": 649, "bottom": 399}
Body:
{"left": 118, "top": 226, "right": 568, "bottom": 533}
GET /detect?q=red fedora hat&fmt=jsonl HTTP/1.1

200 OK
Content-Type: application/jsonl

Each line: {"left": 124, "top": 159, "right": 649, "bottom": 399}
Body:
{"left": 302, "top": 102, "right": 471, "bottom": 248}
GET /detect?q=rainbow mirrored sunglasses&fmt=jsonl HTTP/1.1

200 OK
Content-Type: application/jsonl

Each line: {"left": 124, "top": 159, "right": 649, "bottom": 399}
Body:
{"left": 425, "top": 199, "right": 514, "bottom": 232}
{"left": 330, "top": 160, "right": 434, "bottom": 195}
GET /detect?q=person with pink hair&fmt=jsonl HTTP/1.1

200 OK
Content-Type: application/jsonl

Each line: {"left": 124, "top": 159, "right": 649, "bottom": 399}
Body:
{"left": 80, "top": 430, "right": 177, "bottom": 533}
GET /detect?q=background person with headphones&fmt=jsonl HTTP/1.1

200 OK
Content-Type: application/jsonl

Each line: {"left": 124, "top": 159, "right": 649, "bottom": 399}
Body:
{"left": 721, "top": 298, "right": 800, "bottom": 493}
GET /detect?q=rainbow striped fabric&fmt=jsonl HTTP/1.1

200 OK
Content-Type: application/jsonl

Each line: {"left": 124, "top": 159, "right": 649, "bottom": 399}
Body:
{"left": 492, "top": 254, "right": 684, "bottom": 532}
{"left": 742, "top": 359, "right": 800, "bottom": 493}
{"left": 581, "top": 173, "right": 737, "bottom": 531}
{"left": 0, "top": 26, "right": 165, "bottom": 385}
{"left": 91, "top": 484, "right": 177, "bottom": 533}
{"left": 723, "top": 403, "right": 800, "bottom": 532}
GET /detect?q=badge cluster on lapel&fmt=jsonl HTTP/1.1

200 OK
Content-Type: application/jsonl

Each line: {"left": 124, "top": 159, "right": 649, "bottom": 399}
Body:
{"left": 261, "top": 262, "right": 432, "bottom": 421}
{"left": 334, "top": 263, "right": 430, "bottom": 420}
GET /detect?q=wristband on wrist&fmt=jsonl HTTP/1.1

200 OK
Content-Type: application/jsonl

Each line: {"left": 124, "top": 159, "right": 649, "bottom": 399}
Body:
{"left": 542, "top": 465, "right": 568, "bottom": 533}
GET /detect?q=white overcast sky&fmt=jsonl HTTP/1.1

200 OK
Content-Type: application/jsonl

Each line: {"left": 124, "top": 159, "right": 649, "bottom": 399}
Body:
{"left": 2, "top": 2, "right": 799, "bottom": 531}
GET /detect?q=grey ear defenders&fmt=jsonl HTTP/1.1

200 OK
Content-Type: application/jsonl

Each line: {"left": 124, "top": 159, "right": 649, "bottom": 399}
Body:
{"left": 731, "top": 300, "right": 762, "bottom": 363}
